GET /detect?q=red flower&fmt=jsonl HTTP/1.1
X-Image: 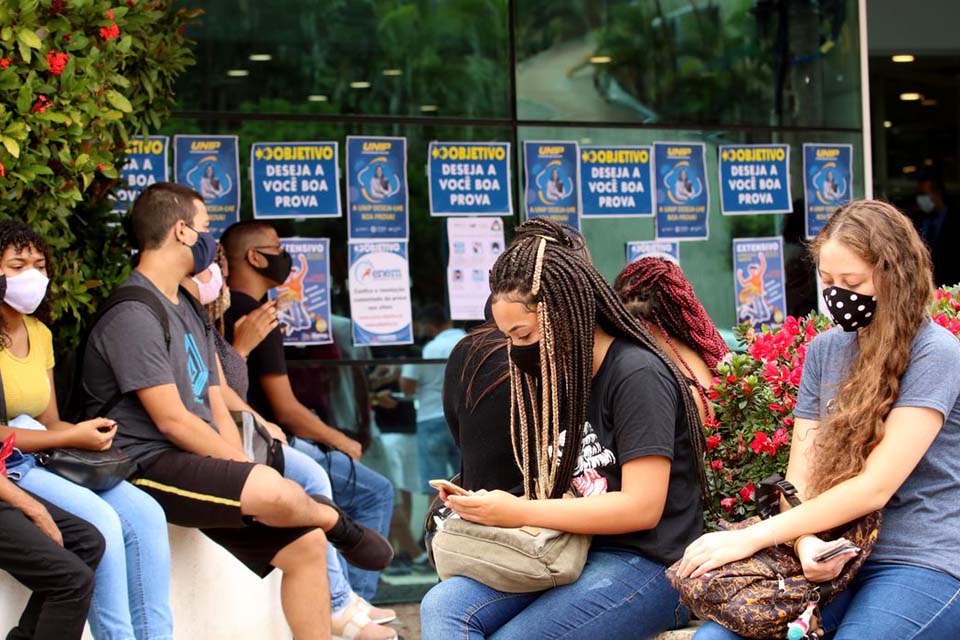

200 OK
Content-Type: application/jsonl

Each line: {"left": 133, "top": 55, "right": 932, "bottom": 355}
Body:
{"left": 720, "top": 497, "right": 736, "bottom": 514}
{"left": 45, "top": 50, "right": 70, "bottom": 76}
{"left": 706, "top": 435, "right": 721, "bottom": 451}
{"left": 783, "top": 416, "right": 794, "bottom": 428}
{"left": 63, "top": 33, "right": 72, "bottom": 43}
{"left": 49, "top": 0, "right": 66, "bottom": 14}
{"left": 97, "top": 163, "right": 105, "bottom": 171}
{"left": 105, "top": 9, "right": 115, "bottom": 19}
{"left": 750, "top": 431, "right": 776, "bottom": 456}
{"left": 100, "top": 23, "right": 120, "bottom": 41}
{"left": 707, "top": 388, "right": 721, "bottom": 401}
{"left": 773, "top": 427, "right": 790, "bottom": 448}
{"left": 0, "top": 161, "right": 5, "bottom": 178}
{"left": 0, "top": 58, "right": 10, "bottom": 70}
{"left": 768, "top": 402, "right": 784, "bottom": 414}
{"left": 710, "top": 459, "right": 723, "bottom": 472}
{"left": 739, "top": 483, "right": 755, "bottom": 503}
{"left": 742, "top": 382, "right": 752, "bottom": 394}
{"left": 726, "top": 374, "right": 737, "bottom": 383}
{"left": 31, "top": 95, "right": 51, "bottom": 113}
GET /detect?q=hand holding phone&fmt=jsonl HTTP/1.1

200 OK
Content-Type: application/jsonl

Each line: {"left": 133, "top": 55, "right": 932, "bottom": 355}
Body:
{"left": 813, "top": 538, "right": 861, "bottom": 563}
{"left": 429, "top": 479, "right": 470, "bottom": 497}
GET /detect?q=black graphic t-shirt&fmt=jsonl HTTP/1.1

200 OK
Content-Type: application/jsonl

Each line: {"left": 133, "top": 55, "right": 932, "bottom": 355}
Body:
{"left": 573, "top": 338, "right": 703, "bottom": 566}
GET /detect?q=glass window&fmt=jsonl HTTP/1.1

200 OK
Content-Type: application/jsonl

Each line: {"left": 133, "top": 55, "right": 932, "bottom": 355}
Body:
{"left": 515, "top": 0, "right": 862, "bottom": 129}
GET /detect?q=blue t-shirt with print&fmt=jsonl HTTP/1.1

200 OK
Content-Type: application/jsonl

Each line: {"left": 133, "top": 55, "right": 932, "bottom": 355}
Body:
{"left": 795, "top": 321, "right": 960, "bottom": 579}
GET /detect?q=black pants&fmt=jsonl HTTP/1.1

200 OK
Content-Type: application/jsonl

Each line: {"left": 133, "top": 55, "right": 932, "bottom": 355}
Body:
{"left": 0, "top": 491, "right": 105, "bottom": 640}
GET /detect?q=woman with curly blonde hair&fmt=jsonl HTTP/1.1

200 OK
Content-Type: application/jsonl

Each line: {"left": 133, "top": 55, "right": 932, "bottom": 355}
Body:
{"left": 681, "top": 200, "right": 960, "bottom": 639}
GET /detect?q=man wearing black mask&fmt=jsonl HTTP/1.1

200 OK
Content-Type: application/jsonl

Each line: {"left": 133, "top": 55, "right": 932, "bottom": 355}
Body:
{"left": 221, "top": 221, "right": 394, "bottom": 601}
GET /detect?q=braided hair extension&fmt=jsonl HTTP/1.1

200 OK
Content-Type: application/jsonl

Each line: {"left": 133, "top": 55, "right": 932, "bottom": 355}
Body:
{"left": 614, "top": 257, "right": 729, "bottom": 371}
{"left": 490, "top": 219, "right": 712, "bottom": 508}
{"left": 0, "top": 220, "right": 54, "bottom": 350}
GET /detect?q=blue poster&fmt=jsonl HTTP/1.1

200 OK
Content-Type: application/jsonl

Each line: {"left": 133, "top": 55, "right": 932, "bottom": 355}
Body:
{"left": 718, "top": 144, "right": 792, "bottom": 215}
{"left": 803, "top": 143, "right": 853, "bottom": 239}
{"left": 733, "top": 237, "right": 786, "bottom": 330}
{"left": 251, "top": 142, "right": 341, "bottom": 219}
{"left": 268, "top": 238, "right": 333, "bottom": 345}
{"left": 653, "top": 142, "right": 709, "bottom": 240}
{"left": 625, "top": 240, "right": 680, "bottom": 265}
{"left": 173, "top": 135, "right": 240, "bottom": 238}
{"left": 581, "top": 146, "right": 653, "bottom": 218}
{"left": 346, "top": 136, "right": 409, "bottom": 239}
{"left": 523, "top": 141, "right": 580, "bottom": 229}
{"left": 110, "top": 136, "right": 168, "bottom": 214}
{"left": 348, "top": 241, "right": 413, "bottom": 347}
{"left": 428, "top": 142, "right": 512, "bottom": 216}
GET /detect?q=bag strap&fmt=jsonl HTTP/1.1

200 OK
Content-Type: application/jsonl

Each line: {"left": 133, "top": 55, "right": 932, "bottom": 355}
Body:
{"left": 80, "top": 286, "right": 173, "bottom": 418}
{"left": 757, "top": 474, "right": 802, "bottom": 519}
{"left": 0, "top": 365, "right": 7, "bottom": 424}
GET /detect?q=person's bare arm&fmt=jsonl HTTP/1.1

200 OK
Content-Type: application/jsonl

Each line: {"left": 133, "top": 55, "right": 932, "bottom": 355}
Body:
{"left": 0, "top": 475, "right": 62, "bottom": 545}
{"left": 260, "top": 373, "right": 361, "bottom": 459}
{"left": 135, "top": 384, "right": 248, "bottom": 461}
{"left": 448, "top": 457, "right": 672, "bottom": 534}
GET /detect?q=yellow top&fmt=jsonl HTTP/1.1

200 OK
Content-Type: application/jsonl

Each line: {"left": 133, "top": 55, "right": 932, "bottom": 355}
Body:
{"left": 0, "top": 316, "right": 55, "bottom": 419}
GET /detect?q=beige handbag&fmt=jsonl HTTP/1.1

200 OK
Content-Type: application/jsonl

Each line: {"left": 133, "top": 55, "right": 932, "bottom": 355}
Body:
{"left": 431, "top": 516, "right": 591, "bottom": 593}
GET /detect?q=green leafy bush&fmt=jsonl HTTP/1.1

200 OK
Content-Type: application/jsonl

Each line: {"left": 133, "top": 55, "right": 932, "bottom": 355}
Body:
{"left": 0, "top": 0, "right": 197, "bottom": 352}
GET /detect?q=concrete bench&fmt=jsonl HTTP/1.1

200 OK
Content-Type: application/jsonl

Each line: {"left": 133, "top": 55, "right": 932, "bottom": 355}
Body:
{"left": 0, "top": 525, "right": 291, "bottom": 639}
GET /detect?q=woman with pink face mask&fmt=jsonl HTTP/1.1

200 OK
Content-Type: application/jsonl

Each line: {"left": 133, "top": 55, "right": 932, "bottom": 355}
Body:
{"left": 0, "top": 220, "right": 173, "bottom": 640}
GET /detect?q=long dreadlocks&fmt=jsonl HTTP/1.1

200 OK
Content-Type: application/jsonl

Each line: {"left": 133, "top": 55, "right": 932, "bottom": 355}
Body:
{"left": 489, "top": 219, "right": 711, "bottom": 507}
{"left": 615, "top": 257, "right": 730, "bottom": 372}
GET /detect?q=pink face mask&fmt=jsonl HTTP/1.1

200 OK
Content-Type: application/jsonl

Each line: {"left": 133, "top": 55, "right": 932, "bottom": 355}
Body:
{"left": 192, "top": 262, "right": 224, "bottom": 306}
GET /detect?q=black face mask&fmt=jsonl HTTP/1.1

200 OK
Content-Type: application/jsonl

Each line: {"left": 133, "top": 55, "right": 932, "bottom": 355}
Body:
{"left": 253, "top": 249, "right": 293, "bottom": 285}
{"left": 510, "top": 341, "right": 542, "bottom": 377}
{"left": 823, "top": 286, "right": 877, "bottom": 332}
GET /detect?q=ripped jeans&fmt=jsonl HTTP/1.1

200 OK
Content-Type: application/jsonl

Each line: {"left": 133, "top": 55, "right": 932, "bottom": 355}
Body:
{"left": 420, "top": 547, "right": 688, "bottom": 640}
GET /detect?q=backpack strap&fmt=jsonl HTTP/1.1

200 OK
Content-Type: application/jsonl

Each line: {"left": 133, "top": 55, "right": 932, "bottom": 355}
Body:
{"left": 81, "top": 286, "right": 172, "bottom": 418}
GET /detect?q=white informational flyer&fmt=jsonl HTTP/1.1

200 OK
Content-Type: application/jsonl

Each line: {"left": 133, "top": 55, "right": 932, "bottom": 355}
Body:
{"left": 446, "top": 217, "right": 506, "bottom": 320}
{"left": 348, "top": 240, "right": 414, "bottom": 346}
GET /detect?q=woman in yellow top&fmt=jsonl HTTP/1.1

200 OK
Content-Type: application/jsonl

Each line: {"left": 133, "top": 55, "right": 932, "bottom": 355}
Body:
{"left": 0, "top": 220, "right": 172, "bottom": 640}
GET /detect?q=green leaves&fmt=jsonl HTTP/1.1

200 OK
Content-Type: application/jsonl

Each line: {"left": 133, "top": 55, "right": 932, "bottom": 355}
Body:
{"left": 105, "top": 90, "right": 132, "bottom": 113}
{"left": 0, "top": 2, "right": 199, "bottom": 355}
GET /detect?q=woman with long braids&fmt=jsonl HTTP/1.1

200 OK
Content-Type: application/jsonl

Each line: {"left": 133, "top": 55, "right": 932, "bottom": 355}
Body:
{"left": 682, "top": 200, "right": 960, "bottom": 639}
{"left": 420, "top": 218, "right": 708, "bottom": 639}
{"left": 615, "top": 257, "right": 730, "bottom": 424}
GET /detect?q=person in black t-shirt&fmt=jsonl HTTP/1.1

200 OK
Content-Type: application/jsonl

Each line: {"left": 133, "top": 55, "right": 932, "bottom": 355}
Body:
{"left": 221, "top": 221, "right": 394, "bottom": 601}
{"left": 421, "top": 219, "right": 709, "bottom": 640}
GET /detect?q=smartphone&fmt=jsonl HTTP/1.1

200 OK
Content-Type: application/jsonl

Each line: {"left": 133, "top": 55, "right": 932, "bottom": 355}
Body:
{"left": 813, "top": 540, "right": 861, "bottom": 563}
{"left": 428, "top": 479, "right": 470, "bottom": 497}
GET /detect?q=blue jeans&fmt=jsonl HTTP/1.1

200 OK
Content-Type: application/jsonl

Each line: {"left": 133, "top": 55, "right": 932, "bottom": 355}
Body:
{"left": 693, "top": 561, "right": 960, "bottom": 640}
{"left": 417, "top": 416, "right": 460, "bottom": 493}
{"left": 17, "top": 467, "right": 173, "bottom": 640}
{"left": 289, "top": 437, "right": 394, "bottom": 599}
{"left": 420, "top": 547, "right": 688, "bottom": 640}
{"left": 281, "top": 444, "right": 353, "bottom": 611}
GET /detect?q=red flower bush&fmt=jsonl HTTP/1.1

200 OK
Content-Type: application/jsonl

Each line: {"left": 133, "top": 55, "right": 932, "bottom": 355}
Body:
{"left": 100, "top": 22, "right": 121, "bottom": 41}
{"left": 931, "top": 286, "right": 960, "bottom": 337}
{"left": 704, "top": 314, "right": 832, "bottom": 522}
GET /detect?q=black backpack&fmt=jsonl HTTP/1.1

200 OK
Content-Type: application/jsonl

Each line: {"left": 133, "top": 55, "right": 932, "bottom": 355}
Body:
{"left": 59, "top": 285, "right": 208, "bottom": 422}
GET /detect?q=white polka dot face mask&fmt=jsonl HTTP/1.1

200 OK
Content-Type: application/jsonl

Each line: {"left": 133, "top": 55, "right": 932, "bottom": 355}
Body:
{"left": 822, "top": 286, "right": 877, "bottom": 332}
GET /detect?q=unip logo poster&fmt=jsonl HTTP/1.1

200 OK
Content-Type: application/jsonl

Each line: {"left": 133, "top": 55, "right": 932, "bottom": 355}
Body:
{"left": 653, "top": 142, "right": 709, "bottom": 240}
{"left": 803, "top": 143, "right": 853, "bottom": 239}
{"left": 346, "top": 136, "right": 409, "bottom": 240}
{"left": 523, "top": 140, "right": 581, "bottom": 229}
{"left": 173, "top": 135, "right": 240, "bottom": 238}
